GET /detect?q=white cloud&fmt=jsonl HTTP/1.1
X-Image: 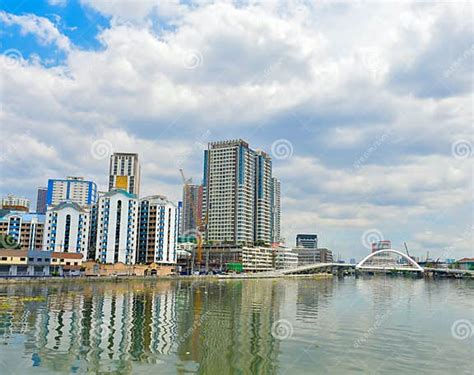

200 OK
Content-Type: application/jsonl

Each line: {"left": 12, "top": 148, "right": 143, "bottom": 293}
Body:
{"left": 48, "top": 0, "right": 67, "bottom": 7}
{"left": 0, "top": 11, "right": 71, "bottom": 51}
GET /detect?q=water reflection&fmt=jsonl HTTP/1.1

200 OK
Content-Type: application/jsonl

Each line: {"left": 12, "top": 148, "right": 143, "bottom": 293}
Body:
{"left": 0, "top": 280, "right": 296, "bottom": 374}
{"left": 0, "top": 278, "right": 472, "bottom": 374}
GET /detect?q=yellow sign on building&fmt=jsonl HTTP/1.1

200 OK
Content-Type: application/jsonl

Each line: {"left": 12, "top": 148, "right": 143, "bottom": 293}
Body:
{"left": 115, "top": 176, "right": 128, "bottom": 190}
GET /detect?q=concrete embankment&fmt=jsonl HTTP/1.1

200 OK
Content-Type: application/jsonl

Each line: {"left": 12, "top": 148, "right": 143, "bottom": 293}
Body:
{"left": 0, "top": 272, "right": 334, "bottom": 284}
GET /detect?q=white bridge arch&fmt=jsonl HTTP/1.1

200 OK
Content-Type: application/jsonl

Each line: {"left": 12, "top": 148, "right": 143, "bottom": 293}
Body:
{"left": 356, "top": 249, "right": 424, "bottom": 272}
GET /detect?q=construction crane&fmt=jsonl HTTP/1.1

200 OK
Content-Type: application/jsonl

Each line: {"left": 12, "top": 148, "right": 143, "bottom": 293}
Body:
{"left": 179, "top": 168, "right": 193, "bottom": 185}
{"left": 404, "top": 242, "right": 410, "bottom": 257}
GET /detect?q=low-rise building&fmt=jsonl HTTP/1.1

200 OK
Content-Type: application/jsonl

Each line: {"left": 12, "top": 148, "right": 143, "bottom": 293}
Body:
{"left": 0, "top": 250, "right": 82, "bottom": 277}
{"left": 82, "top": 261, "right": 175, "bottom": 277}
{"left": 274, "top": 247, "right": 298, "bottom": 269}
{"left": 457, "top": 258, "right": 474, "bottom": 271}
{"left": 1, "top": 194, "right": 30, "bottom": 212}
{"left": 50, "top": 252, "right": 83, "bottom": 276}
{"left": 201, "top": 244, "right": 244, "bottom": 272}
{"left": 0, "top": 250, "right": 28, "bottom": 276}
{"left": 0, "top": 211, "right": 45, "bottom": 251}
{"left": 294, "top": 247, "right": 333, "bottom": 266}
{"left": 242, "top": 246, "right": 274, "bottom": 272}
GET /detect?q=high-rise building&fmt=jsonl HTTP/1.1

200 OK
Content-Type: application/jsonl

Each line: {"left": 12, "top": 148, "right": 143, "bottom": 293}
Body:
{"left": 254, "top": 151, "right": 272, "bottom": 244}
{"left": 270, "top": 177, "right": 281, "bottom": 243}
{"left": 202, "top": 140, "right": 256, "bottom": 245}
{"left": 296, "top": 234, "right": 318, "bottom": 249}
{"left": 108, "top": 153, "right": 141, "bottom": 196}
{"left": 137, "top": 195, "right": 177, "bottom": 265}
{"left": 42, "top": 202, "right": 89, "bottom": 259}
{"left": 1, "top": 194, "right": 30, "bottom": 212}
{"left": 47, "top": 177, "right": 97, "bottom": 208}
{"left": 95, "top": 189, "right": 139, "bottom": 264}
{"left": 181, "top": 184, "right": 203, "bottom": 235}
{"left": 36, "top": 187, "right": 47, "bottom": 214}
{"left": 0, "top": 211, "right": 44, "bottom": 250}
{"left": 202, "top": 140, "right": 278, "bottom": 246}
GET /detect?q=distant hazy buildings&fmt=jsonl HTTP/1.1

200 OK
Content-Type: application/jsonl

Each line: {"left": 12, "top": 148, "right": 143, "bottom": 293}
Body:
{"left": 0, "top": 211, "right": 44, "bottom": 250}
{"left": 270, "top": 177, "right": 281, "bottom": 243}
{"left": 1, "top": 194, "right": 30, "bottom": 212}
{"left": 94, "top": 189, "right": 139, "bottom": 264}
{"left": 202, "top": 139, "right": 277, "bottom": 245}
{"left": 296, "top": 234, "right": 318, "bottom": 249}
{"left": 43, "top": 202, "right": 89, "bottom": 258}
{"left": 372, "top": 240, "right": 391, "bottom": 252}
{"left": 294, "top": 247, "right": 333, "bottom": 265}
{"left": 109, "top": 153, "right": 141, "bottom": 196}
{"left": 137, "top": 195, "right": 178, "bottom": 265}
{"left": 36, "top": 187, "right": 47, "bottom": 214}
{"left": 181, "top": 184, "right": 203, "bottom": 234}
{"left": 47, "top": 177, "right": 97, "bottom": 208}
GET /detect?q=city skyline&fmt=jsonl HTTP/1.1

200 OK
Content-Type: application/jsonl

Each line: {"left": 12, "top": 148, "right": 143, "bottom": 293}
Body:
{"left": 0, "top": 1, "right": 472, "bottom": 261}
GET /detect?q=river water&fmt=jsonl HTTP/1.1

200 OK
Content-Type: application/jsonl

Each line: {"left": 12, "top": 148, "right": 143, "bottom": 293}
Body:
{"left": 0, "top": 277, "right": 472, "bottom": 374}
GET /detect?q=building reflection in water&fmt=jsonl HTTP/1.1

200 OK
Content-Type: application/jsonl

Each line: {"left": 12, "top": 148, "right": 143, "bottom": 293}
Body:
{"left": 0, "top": 279, "right": 301, "bottom": 374}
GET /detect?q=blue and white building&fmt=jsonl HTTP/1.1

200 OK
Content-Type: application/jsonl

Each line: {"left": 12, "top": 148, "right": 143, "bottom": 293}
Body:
{"left": 0, "top": 211, "right": 45, "bottom": 251}
{"left": 47, "top": 176, "right": 97, "bottom": 208}
{"left": 43, "top": 201, "right": 90, "bottom": 259}
{"left": 95, "top": 189, "right": 139, "bottom": 265}
{"left": 137, "top": 195, "right": 177, "bottom": 265}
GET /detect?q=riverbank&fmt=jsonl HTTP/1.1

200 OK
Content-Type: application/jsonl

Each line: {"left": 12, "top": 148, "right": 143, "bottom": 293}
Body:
{"left": 0, "top": 272, "right": 334, "bottom": 284}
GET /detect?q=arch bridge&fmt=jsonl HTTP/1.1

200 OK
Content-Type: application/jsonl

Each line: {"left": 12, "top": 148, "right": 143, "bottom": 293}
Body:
{"left": 263, "top": 249, "right": 425, "bottom": 277}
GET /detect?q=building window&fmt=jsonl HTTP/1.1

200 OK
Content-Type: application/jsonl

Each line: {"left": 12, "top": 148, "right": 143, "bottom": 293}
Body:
{"left": 64, "top": 214, "right": 71, "bottom": 252}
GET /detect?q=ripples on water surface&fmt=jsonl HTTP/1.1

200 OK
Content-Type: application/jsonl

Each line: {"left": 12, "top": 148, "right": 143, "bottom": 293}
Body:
{"left": 0, "top": 277, "right": 472, "bottom": 374}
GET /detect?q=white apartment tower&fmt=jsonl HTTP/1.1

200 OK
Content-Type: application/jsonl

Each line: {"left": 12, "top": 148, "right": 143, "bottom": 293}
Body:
{"left": 95, "top": 189, "right": 139, "bottom": 264}
{"left": 137, "top": 195, "right": 178, "bottom": 265}
{"left": 270, "top": 177, "right": 281, "bottom": 243}
{"left": 202, "top": 140, "right": 276, "bottom": 245}
{"left": 43, "top": 202, "right": 90, "bottom": 259}
{"left": 109, "top": 153, "right": 141, "bottom": 196}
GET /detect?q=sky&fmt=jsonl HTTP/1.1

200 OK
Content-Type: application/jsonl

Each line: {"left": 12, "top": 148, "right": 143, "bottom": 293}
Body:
{"left": 0, "top": 0, "right": 472, "bottom": 261}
